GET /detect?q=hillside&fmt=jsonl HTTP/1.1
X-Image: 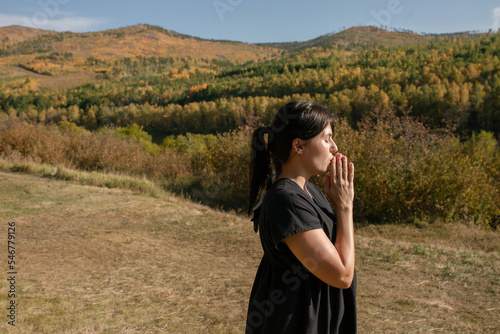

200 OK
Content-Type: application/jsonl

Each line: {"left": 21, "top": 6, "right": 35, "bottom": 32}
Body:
{"left": 0, "top": 24, "right": 279, "bottom": 61}
{"left": 0, "top": 25, "right": 57, "bottom": 46}
{"left": 0, "top": 24, "right": 280, "bottom": 88}
{"left": 259, "top": 26, "right": 432, "bottom": 50}
{"left": 0, "top": 167, "right": 498, "bottom": 332}
{"left": 0, "top": 24, "right": 491, "bottom": 89}
{"left": 0, "top": 24, "right": 453, "bottom": 89}
{"left": 1, "top": 24, "right": 500, "bottom": 136}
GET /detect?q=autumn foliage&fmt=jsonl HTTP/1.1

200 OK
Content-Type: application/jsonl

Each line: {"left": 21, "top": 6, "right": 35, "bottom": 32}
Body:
{"left": 1, "top": 112, "right": 498, "bottom": 227}
{"left": 1, "top": 26, "right": 500, "bottom": 227}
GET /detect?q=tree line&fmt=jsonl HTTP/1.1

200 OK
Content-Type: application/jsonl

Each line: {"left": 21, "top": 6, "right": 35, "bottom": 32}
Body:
{"left": 2, "top": 33, "right": 500, "bottom": 136}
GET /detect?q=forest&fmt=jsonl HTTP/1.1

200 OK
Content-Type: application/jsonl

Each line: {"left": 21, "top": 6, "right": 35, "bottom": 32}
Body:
{"left": 0, "top": 26, "right": 499, "bottom": 227}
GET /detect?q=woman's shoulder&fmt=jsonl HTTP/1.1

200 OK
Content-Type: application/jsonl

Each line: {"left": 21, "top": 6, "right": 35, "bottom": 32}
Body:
{"left": 263, "top": 179, "right": 307, "bottom": 203}
{"left": 268, "top": 178, "right": 304, "bottom": 196}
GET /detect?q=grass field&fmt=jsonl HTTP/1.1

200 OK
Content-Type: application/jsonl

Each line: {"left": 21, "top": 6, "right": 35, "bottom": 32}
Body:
{"left": 0, "top": 170, "right": 498, "bottom": 333}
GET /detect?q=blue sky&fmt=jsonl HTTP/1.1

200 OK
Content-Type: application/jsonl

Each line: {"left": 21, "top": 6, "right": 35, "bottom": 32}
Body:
{"left": 1, "top": 0, "right": 500, "bottom": 43}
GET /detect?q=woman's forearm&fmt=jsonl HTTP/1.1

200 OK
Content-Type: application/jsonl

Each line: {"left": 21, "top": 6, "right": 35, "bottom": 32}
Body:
{"left": 334, "top": 207, "right": 355, "bottom": 287}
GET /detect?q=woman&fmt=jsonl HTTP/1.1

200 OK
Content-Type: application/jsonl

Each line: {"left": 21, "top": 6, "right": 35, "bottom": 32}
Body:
{"left": 246, "top": 100, "right": 356, "bottom": 333}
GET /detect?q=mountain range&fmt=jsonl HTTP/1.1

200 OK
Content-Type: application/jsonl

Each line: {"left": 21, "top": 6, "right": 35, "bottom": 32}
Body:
{"left": 0, "top": 24, "right": 492, "bottom": 89}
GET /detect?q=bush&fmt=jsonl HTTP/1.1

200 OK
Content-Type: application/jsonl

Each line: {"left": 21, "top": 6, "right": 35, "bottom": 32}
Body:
{"left": 1, "top": 115, "right": 498, "bottom": 227}
{"left": 200, "top": 127, "right": 252, "bottom": 210}
{"left": 162, "top": 128, "right": 250, "bottom": 210}
{"left": 0, "top": 119, "right": 187, "bottom": 180}
{"left": 113, "top": 123, "right": 161, "bottom": 155}
{"left": 332, "top": 109, "right": 500, "bottom": 226}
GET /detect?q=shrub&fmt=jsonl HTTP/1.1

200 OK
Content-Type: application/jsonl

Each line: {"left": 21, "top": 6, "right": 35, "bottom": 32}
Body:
{"left": 200, "top": 127, "right": 252, "bottom": 210}
{"left": 113, "top": 123, "right": 161, "bottom": 155}
{"left": 0, "top": 119, "right": 187, "bottom": 180}
{"left": 332, "top": 109, "right": 500, "bottom": 226}
{"left": 1, "top": 114, "right": 498, "bottom": 227}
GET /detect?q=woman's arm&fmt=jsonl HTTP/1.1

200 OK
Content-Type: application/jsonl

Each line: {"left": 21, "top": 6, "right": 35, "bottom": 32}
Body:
{"left": 283, "top": 153, "right": 355, "bottom": 289}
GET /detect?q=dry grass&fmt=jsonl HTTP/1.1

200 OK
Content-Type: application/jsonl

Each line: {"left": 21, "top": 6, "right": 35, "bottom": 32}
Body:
{"left": 0, "top": 171, "right": 259, "bottom": 333}
{"left": 355, "top": 225, "right": 499, "bottom": 333}
{"left": 0, "top": 158, "right": 161, "bottom": 197}
{"left": 0, "top": 171, "right": 498, "bottom": 333}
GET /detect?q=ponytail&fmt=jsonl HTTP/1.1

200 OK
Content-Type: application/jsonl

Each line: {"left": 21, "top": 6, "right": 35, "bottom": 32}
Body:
{"left": 248, "top": 126, "right": 272, "bottom": 219}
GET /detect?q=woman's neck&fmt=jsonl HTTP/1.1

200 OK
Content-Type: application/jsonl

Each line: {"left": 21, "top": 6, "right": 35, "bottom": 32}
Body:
{"left": 278, "top": 157, "right": 312, "bottom": 191}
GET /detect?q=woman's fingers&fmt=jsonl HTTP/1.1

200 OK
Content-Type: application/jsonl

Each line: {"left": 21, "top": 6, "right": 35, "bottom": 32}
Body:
{"left": 336, "top": 153, "right": 343, "bottom": 182}
{"left": 335, "top": 153, "right": 350, "bottom": 183}
{"left": 328, "top": 154, "right": 354, "bottom": 188}
{"left": 326, "top": 154, "right": 354, "bottom": 205}
{"left": 342, "top": 155, "right": 348, "bottom": 179}
{"left": 349, "top": 162, "right": 354, "bottom": 183}
{"left": 330, "top": 155, "right": 336, "bottom": 184}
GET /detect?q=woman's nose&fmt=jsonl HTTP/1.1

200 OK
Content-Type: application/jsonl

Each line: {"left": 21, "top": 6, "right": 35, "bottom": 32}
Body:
{"left": 330, "top": 140, "right": 338, "bottom": 153}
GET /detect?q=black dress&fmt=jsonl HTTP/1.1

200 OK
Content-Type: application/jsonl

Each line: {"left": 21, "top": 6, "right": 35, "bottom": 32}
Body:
{"left": 246, "top": 178, "right": 357, "bottom": 334}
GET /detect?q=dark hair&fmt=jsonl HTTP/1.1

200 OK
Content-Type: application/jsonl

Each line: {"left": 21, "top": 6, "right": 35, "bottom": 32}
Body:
{"left": 248, "top": 100, "right": 333, "bottom": 217}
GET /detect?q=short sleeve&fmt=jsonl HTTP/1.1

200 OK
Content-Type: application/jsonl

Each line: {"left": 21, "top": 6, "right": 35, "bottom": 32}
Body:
{"left": 267, "top": 189, "right": 322, "bottom": 248}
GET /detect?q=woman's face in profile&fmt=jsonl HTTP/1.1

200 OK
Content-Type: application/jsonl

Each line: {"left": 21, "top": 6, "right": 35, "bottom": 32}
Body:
{"left": 301, "top": 123, "right": 337, "bottom": 175}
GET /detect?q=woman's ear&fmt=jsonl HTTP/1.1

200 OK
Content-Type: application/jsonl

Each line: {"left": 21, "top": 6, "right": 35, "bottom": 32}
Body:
{"left": 292, "top": 138, "right": 303, "bottom": 154}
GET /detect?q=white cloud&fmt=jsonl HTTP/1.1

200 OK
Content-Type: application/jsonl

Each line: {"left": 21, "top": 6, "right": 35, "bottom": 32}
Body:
{"left": 0, "top": 13, "right": 106, "bottom": 32}
{"left": 0, "top": 14, "right": 33, "bottom": 27}
{"left": 493, "top": 7, "right": 500, "bottom": 32}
